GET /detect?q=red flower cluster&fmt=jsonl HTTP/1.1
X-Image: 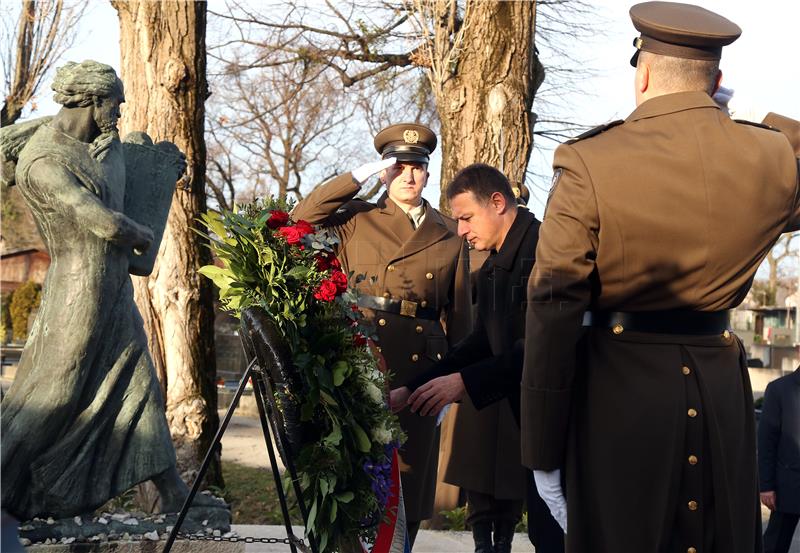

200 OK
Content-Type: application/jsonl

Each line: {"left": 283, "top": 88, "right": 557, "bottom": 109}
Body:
{"left": 266, "top": 210, "right": 290, "bottom": 229}
{"left": 278, "top": 220, "right": 314, "bottom": 245}
{"left": 313, "top": 280, "right": 338, "bottom": 302}
{"left": 330, "top": 270, "right": 348, "bottom": 292}
{"left": 352, "top": 333, "right": 368, "bottom": 347}
{"left": 315, "top": 253, "right": 341, "bottom": 272}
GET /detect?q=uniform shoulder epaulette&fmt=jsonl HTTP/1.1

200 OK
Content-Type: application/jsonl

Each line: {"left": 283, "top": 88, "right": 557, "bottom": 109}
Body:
{"left": 566, "top": 120, "right": 624, "bottom": 144}
{"left": 733, "top": 119, "right": 780, "bottom": 132}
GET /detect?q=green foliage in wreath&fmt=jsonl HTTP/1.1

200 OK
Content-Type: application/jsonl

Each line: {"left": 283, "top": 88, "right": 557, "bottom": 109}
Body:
{"left": 199, "top": 199, "right": 404, "bottom": 552}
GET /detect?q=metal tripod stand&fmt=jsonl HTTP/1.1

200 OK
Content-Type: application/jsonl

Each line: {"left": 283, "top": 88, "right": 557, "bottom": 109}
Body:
{"left": 163, "top": 308, "right": 318, "bottom": 553}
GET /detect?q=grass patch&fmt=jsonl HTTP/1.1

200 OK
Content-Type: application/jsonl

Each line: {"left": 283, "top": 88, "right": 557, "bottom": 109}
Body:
{"left": 220, "top": 461, "right": 303, "bottom": 525}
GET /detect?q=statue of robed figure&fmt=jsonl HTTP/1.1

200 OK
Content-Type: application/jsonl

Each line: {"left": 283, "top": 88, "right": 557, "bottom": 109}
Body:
{"left": 0, "top": 60, "right": 221, "bottom": 522}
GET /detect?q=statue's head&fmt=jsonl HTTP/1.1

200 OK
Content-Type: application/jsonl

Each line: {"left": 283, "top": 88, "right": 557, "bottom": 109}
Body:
{"left": 52, "top": 61, "right": 125, "bottom": 159}
{"left": 52, "top": 60, "right": 125, "bottom": 130}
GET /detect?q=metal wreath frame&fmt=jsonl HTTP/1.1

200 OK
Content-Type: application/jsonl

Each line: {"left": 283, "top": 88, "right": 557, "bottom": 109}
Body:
{"left": 163, "top": 307, "right": 318, "bottom": 553}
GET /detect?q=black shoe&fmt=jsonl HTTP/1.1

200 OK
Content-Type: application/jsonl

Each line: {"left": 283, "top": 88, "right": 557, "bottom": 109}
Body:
{"left": 471, "top": 521, "right": 493, "bottom": 553}
{"left": 493, "top": 519, "right": 516, "bottom": 553}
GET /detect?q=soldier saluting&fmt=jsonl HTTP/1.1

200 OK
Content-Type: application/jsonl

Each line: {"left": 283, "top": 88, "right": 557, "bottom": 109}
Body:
{"left": 522, "top": 2, "right": 799, "bottom": 552}
{"left": 292, "top": 123, "right": 471, "bottom": 545}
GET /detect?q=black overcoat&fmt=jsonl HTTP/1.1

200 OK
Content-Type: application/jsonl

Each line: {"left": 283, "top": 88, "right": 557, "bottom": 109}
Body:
{"left": 758, "top": 368, "right": 800, "bottom": 514}
{"left": 408, "top": 208, "right": 540, "bottom": 497}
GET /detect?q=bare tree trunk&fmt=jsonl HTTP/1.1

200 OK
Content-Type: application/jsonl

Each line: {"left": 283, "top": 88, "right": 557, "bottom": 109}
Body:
{"left": 433, "top": 1, "right": 544, "bottom": 211}
{"left": 113, "top": 0, "right": 221, "bottom": 487}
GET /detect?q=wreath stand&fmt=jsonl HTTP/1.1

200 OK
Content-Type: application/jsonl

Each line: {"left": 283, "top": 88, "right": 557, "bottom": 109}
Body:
{"left": 163, "top": 308, "right": 319, "bottom": 553}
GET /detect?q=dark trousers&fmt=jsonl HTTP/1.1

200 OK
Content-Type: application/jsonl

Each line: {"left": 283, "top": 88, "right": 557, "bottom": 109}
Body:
{"left": 526, "top": 470, "right": 565, "bottom": 553}
{"left": 763, "top": 511, "right": 800, "bottom": 553}
{"left": 466, "top": 489, "right": 523, "bottom": 526}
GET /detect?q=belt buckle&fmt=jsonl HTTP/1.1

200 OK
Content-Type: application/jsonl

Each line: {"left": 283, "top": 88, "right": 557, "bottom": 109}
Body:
{"left": 400, "top": 299, "right": 418, "bottom": 318}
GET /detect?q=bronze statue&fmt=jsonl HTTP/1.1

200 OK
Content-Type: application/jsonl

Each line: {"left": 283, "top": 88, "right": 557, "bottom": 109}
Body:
{"left": 0, "top": 60, "right": 222, "bottom": 522}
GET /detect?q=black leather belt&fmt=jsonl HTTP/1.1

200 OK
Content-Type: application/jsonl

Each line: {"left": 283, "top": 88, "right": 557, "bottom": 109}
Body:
{"left": 582, "top": 310, "right": 730, "bottom": 335}
{"left": 357, "top": 295, "right": 440, "bottom": 321}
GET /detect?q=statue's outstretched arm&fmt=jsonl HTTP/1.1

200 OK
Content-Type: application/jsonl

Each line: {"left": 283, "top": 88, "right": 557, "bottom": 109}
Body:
{"left": 27, "top": 159, "right": 153, "bottom": 252}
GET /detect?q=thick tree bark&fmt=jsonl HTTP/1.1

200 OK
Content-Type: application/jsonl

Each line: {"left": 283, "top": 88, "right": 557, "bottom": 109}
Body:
{"left": 434, "top": 1, "right": 544, "bottom": 211}
{"left": 113, "top": 0, "right": 221, "bottom": 487}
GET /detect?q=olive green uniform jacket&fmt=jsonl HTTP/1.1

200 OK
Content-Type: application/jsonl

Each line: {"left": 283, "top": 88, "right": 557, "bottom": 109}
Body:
{"left": 293, "top": 173, "right": 472, "bottom": 521}
{"left": 522, "top": 91, "right": 800, "bottom": 553}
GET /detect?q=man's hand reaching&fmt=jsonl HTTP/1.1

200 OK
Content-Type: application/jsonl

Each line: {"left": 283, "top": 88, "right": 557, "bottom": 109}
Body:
{"left": 407, "top": 373, "right": 465, "bottom": 416}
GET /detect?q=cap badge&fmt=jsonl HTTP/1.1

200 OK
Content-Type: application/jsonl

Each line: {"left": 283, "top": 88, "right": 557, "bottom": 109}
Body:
{"left": 512, "top": 186, "right": 521, "bottom": 198}
{"left": 403, "top": 129, "right": 419, "bottom": 144}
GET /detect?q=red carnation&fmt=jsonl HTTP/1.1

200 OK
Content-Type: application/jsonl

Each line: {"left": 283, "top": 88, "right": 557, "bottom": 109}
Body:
{"left": 316, "top": 254, "right": 342, "bottom": 271}
{"left": 313, "top": 280, "right": 338, "bottom": 302}
{"left": 278, "top": 220, "right": 315, "bottom": 245}
{"left": 330, "top": 270, "right": 348, "bottom": 292}
{"left": 295, "top": 220, "right": 314, "bottom": 236}
{"left": 353, "top": 333, "right": 368, "bottom": 347}
{"left": 266, "top": 210, "right": 289, "bottom": 229}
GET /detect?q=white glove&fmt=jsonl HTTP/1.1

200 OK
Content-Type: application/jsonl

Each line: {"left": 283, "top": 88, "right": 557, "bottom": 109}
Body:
{"left": 712, "top": 85, "right": 734, "bottom": 116}
{"left": 351, "top": 157, "right": 396, "bottom": 185}
{"left": 533, "top": 469, "right": 568, "bottom": 533}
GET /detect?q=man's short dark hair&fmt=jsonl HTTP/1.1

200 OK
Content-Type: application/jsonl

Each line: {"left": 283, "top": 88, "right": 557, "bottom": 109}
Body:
{"left": 446, "top": 163, "right": 515, "bottom": 205}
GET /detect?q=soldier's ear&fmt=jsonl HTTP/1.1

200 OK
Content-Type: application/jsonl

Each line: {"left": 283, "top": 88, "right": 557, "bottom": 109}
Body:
{"left": 711, "top": 70, "right": 723, "bottom": 96}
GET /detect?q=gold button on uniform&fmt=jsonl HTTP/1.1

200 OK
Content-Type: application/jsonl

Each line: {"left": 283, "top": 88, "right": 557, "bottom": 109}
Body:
{"left": 411, "top": 354, "right": 419, "bottom": 362}
{"left": 425, "top": 272, "right": 434, "bottom": 280}
{"left": 688, "top": 500, "right": 698, "bottom": 511}
{"left": 420, "top": 300, "right": 428, "bottom": 308}
{"left": 612, "top": 323, "right": 624, "bottom": 334}
{"left": 688, "top": 408, "right": 698, "bottom": 418}
{"left": 436, "top": 353, "right": 442, "bottom": 360}
{"left": 722, "top": 329, "right": 731, "bottom": 339}
{"left": 688, "top": 548, "right": 697, "bottom": 553}
{"left": 378, "top": 318, "right": 387, "bottom": 326}
{"left": 688, "top": 455, "right": 698, "bottom": 465}
{"left": 682, "top": 366, "right": 691, "bottom": 375}
{"left": 415, "top": 325, "right": 423, "bottom": 334}
{"left": 387, "top": 265, "right": 395, "bottom": 272}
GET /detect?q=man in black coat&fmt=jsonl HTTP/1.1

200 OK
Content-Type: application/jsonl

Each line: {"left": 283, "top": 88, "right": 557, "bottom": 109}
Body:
{"left": 390, "top": 163, "right": 564, "bottom": 553}
{"left": 758, "top": 367, "right": 800, "bottom": 553}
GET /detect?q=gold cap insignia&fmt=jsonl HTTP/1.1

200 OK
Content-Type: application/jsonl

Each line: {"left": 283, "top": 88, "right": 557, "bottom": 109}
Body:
{"left": 512, "top": 186, "right": 521, "bottom": 198}
{"left": 403, "top": 129, "right": 419, "bottom": 144}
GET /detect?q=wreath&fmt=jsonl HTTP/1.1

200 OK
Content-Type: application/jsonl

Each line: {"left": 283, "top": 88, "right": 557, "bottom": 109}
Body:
{"left": 199, "top": 199, "right": 405, "bottom": 552}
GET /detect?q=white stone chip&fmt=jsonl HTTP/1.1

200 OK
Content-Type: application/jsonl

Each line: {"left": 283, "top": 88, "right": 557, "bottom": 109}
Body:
{"left": 20, "top": 538, "right": 32, "bottom": 546}
{"left": 74, "top": 516, "right": 83, "bottom": 526}
{"left": 202, "top": 519, "right": 209, "bottom": 526}
{"left": 212, "top": 530, "right": 221, "bottom": 537}
{"left": 123, "top": 518, "right": 139, "bottom": 525}
{"left": 122, "top": 532, "right": 131, "bottom": 540}
{"left": 46, "top": 517, "right": 55, "bottom": 525}
{"left": 98, "top": 517, "right": 109, "bottom": 525}
{"left": 61, "top": 537, "right": 76, "bottom": 544}
{"left": 144, "top": 531, "right": 160, "bottom": 541}
{"left": 20, "top": 524, "right": 34, "bottom": 531}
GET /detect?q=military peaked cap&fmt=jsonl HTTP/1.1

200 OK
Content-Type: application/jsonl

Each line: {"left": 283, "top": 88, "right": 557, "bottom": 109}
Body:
{"left": 629, "top": 1, "right": 741, "bottom": 67}
{"left": 374, "top": 123, "right": 437, "bottom": 164}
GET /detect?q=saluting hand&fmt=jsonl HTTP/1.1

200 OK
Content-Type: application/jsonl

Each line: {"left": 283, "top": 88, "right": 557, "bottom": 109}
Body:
{"left": 351, "top": 157, "right": 397, "bottom": 185}
{"left": 407, "top": 373, "right": 465, "bottom": 417}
